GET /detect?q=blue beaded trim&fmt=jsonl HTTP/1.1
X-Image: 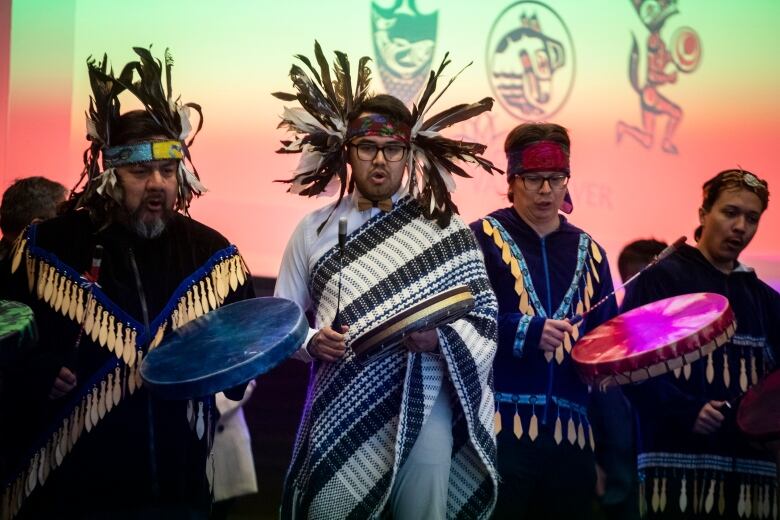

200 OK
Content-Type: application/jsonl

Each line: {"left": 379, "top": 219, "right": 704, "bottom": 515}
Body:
{"left": 483, "top": 217, "right": 589, "bottom": 319}
{"left": 638, "top": 452, "right": 777, "bottom": 478}
{"left": 495, "top": 391, "right": 588, "bottom": 417}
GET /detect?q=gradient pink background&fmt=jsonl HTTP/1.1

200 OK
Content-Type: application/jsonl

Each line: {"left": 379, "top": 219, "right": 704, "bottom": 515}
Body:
{"left": 1, "top": 0, "right": 778, "bottom": 288}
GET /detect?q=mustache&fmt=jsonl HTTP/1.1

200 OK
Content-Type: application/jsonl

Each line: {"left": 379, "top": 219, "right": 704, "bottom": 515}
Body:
{"left": 143, "top": 190, "right": 168, "bottom": 202}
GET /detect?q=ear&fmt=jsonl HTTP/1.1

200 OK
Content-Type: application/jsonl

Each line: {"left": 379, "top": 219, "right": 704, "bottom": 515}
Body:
{"left": 698, "top": 207, "right": 706, "bottom": 225}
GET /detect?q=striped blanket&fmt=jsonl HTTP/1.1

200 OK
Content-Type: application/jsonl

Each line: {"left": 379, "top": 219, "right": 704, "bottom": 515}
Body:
{"left": 281, "top": 197, "right": 498, "bottom": 519}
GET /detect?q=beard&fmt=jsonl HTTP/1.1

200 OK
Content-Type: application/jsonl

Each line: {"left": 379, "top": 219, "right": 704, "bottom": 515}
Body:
{"left": 131, "top": 215, "right": 168, "bottom": 239}
{"left": 126, "top": 194, "right": 175, "bottom": 239}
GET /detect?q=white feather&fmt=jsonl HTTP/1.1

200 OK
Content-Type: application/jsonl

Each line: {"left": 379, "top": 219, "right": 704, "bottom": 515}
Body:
{"left": 280, "top": 137, "right": 306, "bottom": 153}
{"left": 416, "top": 129, "right": 439, "bottom": 139}
{"left": 179, "top": 162, "right": 207, "bottom": 194}
{"left": 178, "top": 105, "right": 192, "bottom": 141}
{"left": 94, "top": 168, "right": 118, "bottom": 199}
{"left": 294, "top": 147, "right": 324, "bottom": 176}
{"left": 433, "top": 159, "right": 457, "bottom": 192}
{"left": 328, "top": 116, "right": 347, "bottom": 138}
{"left": 283, "top": 107, "right": 327, "bottom": 134}
{"left": 86, "top": 116, "right": 99, "bottom": 140}
{"left": 411, "top": 118, "right": 424, "bottom": 138}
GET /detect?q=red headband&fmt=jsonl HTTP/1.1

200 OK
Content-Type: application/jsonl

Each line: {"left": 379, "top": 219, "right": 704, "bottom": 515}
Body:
{"left": 507, "top": 140, "right": 570, "bottom": 178}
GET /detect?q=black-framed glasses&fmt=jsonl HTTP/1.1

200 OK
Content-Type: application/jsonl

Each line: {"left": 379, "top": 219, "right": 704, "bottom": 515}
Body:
{"left": 518, "top": 174, "right": 570, "bottom": 191}
{"left": 351, "top": 142, "right": 408, "bottom": 162}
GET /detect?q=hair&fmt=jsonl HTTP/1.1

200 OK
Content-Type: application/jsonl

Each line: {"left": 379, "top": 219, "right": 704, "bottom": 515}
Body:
{"left": 617, "top": 238, "right": 668, "bottom": 282}
{"left": 694, "top": 168, "right": 769, "bottom": 241}
{"left": 111, "top": 109, "right": 175, "bottom": 145}
{"left": 63, "top": 110, "right": 176, "bottom": 226}
{"left": 0, "top": 176, "right": 67, "bottom": 236}
{"left": 350, "top": 94, "right": 413, "bottom": 126}
{"left": 504, "top": 122, "right": 570, "bottom": 202}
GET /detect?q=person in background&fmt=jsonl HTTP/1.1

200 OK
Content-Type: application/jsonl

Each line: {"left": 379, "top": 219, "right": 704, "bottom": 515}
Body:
{"left": 210, "top": 380, "right": 259, "bottom": 520}
{"left": 592, "top": 238, "right": 668, "bottom": 520}
{"left": 0, "top": 176, "right": 66, "bottom": 261}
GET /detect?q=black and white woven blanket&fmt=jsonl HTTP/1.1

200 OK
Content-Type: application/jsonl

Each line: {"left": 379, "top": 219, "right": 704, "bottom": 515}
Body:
{"left": 281, "top": 197, "right": 498, "bottom": 519}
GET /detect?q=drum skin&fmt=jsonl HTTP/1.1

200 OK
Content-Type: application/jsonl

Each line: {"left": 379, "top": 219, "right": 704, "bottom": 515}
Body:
{"left": 572, "top": 293, "right": 735, "bottom": 388}
{"left": 738, "top": 369, "right": 780, "bottom": 442}
{"left": 141, "top": 297, "right": 307, "bottom": 399}
{"left": 350, "top": 285, "right": 475, "bottom": 365}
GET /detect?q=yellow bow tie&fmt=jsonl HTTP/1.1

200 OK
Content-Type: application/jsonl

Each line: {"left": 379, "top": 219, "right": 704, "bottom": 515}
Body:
{"left": 357, "top": 196, "right": 393, "bottom": 213}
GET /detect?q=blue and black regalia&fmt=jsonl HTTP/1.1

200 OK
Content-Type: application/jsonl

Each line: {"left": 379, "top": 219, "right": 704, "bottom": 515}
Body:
{"left": 0, "top": 47, "right": 254, "bottom": 518}
{"left": 623, "top": 244, "right": 780, "bottom": 518}
{"left": 470, "top": 205, "right": 617, "bottom": 516}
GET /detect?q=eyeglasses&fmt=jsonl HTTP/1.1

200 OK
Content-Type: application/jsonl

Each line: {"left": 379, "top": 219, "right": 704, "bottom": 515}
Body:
{"left": 518, "top": 174, "right": 570, "bottom": 191}
{"left": 351, "top": 142, "right": 408, "bottom": 162}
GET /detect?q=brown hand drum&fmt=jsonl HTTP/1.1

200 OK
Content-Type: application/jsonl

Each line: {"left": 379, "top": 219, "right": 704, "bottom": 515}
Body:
{"left": 350, "top": 284, "right": 475, "bottom": 365}
{"left": 572, "top": 293, "right": 736, "bottom": 390}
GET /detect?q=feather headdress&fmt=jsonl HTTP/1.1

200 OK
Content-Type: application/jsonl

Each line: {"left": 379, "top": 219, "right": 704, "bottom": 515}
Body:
{"left": 72, "top": 46, "right": 205, "bottom": 218}
{"left": 273, "top": 41, "right": 372, "bottom": 210}
{"left": 405, "top": 53, "right": 503, "bottom": 226}
{"left": 274, "top": 42, "right": 502, "bottom": 228}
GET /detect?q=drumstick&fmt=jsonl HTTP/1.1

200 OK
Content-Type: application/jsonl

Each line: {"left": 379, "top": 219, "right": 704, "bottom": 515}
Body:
{"left": 331, "top": 218, "right": 348, "bottom": 330}
{"left": 569, "top": 236, "right": 686, "bottom": 326}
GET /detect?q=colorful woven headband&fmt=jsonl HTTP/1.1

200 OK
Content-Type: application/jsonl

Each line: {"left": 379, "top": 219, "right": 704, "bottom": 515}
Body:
{"left": 507, "top": 140, "right": 570, "bottom": 178}
{"left": 346, "top": 114, "right": 411, "bottom": 144}
{"left": 103, "top": 140, "right": 184, "bottom": 168}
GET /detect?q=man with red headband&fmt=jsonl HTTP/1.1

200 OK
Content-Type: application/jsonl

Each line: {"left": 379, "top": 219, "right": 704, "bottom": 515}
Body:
{"left": 273, "top": 44, "right": 500, "bottom": 519}
{"left": 470, "top": 122, "right": 617, "bottom": 519}
{"left": 623, "top": 169, "right": 778, "bottom": 518}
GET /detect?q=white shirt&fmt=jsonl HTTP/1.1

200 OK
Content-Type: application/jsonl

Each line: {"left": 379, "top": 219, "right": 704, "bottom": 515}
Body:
{"left": 274, "top": 189, "right": 406, "bottom": 362}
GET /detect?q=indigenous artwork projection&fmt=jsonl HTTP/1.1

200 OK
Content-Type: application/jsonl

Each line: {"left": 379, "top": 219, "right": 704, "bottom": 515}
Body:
{"left": 1, "top": 0, "right": 778, "bottom": 287}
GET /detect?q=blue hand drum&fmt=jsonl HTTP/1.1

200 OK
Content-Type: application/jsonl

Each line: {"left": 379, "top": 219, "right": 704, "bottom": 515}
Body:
{"left": 141, "top": 297, "right": 307, "bottom": 399}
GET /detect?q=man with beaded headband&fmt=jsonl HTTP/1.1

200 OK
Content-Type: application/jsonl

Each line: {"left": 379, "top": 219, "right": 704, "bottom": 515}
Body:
{"left": 273, "top": 42, "right": 501, "bottom": 519}
{"left": 1, "top": 47, "right": 254, "bottom": 518}
{"left": 623, "top": 169, "right": 779, "bottom": 518}
{"left": 469, "top": 122, "right": 618, "bottom": 519}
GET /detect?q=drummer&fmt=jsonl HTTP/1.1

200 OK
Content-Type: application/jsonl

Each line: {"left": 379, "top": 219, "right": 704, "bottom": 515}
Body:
{"left": 623, "top": 168, "right": 779, "bottom": 518}
{"left": 469, "top": 122, "right": 618, "bottom": 519}
{"left": 274, "top": 46, "right": 499, "bottom": 519}
{"left": 1, "top": 48, "right": 254, "bottom": 518}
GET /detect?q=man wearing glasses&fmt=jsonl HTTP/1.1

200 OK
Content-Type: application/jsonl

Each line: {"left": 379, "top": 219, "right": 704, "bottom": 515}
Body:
{"left": 470, "top": 122, "right": 617, "bottom": 519}
{"left": 275, "top": 92, "right": 499, "bottom": 519}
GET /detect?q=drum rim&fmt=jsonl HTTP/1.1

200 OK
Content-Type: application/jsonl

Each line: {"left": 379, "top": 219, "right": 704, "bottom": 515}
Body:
{"left": 140, "top": 297, "right": 308, "bottom": 399}
{"left": 572, "top": 293, "right": 735, "bottom": 386}
{"left": 737, "top": 369, "right": 780, "bottom": 441}
{"left": 350, "top": 284, "right": 474, "bottom": 355}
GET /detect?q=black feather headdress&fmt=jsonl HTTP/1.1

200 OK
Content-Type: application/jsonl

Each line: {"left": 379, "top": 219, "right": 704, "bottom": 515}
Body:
{"left": 406, "top": 53, "right": 503, "bottom": 226}
{"left": 274, "top": 43, "right": 502, "bottom": 228}
{"left": 273, "top": 41, "right": 372, "bottom": 210}
{"left": 72, "top": 46, "right": 205, "bottom": 218}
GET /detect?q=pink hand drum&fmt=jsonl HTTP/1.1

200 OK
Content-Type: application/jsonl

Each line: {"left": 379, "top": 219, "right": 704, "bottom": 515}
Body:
{"left": 572, "top": 293, "right": 736, "bottom": 390}
{"left": 738, "top": 369, "right": 780, "bottom": 442}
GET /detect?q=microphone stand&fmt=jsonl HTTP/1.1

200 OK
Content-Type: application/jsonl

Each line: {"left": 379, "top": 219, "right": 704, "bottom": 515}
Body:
{"left": 331, "top": 218, "right": 347, "bottom": 330}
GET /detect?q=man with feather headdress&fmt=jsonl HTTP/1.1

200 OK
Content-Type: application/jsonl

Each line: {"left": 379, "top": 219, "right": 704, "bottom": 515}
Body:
{"left": 273, "top": 43, "right": 501, "bottom": 519}
{"left": 1, "top": 47, "right": 254, "bottom": 518}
